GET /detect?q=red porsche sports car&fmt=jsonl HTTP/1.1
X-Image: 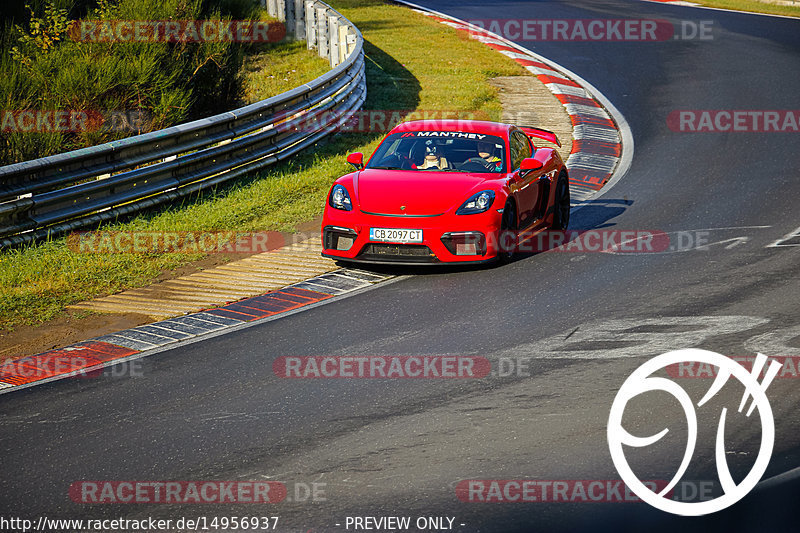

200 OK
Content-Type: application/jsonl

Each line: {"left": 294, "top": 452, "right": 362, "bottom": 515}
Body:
{"left": 321, "top": 119, "right": 570, "bottom": 265}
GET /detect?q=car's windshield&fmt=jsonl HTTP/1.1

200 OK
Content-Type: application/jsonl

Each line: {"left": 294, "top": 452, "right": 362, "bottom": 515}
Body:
{"left": 366, "top": 132, "right": 506, "bottom": 173}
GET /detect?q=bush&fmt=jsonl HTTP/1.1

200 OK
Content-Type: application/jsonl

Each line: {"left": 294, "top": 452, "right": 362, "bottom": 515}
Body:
{"left": 0, "top": 0, "right": 262, "bottom": 165}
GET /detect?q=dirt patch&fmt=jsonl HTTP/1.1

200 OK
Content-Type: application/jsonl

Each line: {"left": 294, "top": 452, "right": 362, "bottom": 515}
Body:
{"left": 155, "top": 219, "right": 324, "bottom": 282}
{"left": 489, "top": 76, "right": 574, "bottom": 161}
{"left": 153, "top": 251, "right": 258, "bottom": 282}
{"left": 0, "top": 311, "right": 152, "bottom": 362}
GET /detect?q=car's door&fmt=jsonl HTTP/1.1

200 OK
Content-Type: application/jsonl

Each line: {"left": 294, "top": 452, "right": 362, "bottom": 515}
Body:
{"left": 508, "top": 129, "right": 540, "bottom": 228}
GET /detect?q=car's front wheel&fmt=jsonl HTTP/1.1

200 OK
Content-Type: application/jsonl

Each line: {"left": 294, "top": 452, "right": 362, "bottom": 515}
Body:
{"left": 498, "top": 200, "right": 517, "bottom": 264}
{"left": 552, "top": 172, "right": 570, "bottom": 230}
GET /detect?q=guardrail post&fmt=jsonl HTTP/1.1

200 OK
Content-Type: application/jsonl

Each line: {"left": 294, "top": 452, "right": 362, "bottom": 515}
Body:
{"left": 267, "top": 0, "right": 278, "bottom": 18}
{"left": 276, "top": 0, "right": 286, "bottom": 21}
{"left": 292, "top": 0, "right": 304, "bottom": 39}
{"left": 305, "top": 0, "right": 317, "bottom": 49}
{"left": 346, "top": 27, "right": 358, "bottom": 57}
{"left": 328, "top": 15, "right": 340, "bottom": 67}
{"left": 338, "top": 23, "right": 349, "bottom": 65}
{"left": 316, "top": 6, "right": 329, "bottom": 60}
{"left": 284, "top": 0, "right": 294, "bottom": 36}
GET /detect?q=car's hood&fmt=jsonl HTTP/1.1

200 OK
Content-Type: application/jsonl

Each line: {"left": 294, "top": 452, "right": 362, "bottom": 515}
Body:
{"left": 355, "top": 169, "right": 488, "bottom": 216}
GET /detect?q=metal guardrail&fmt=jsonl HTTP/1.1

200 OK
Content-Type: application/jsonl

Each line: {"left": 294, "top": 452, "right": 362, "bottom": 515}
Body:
{"left": 0, "top": 0, "right": 366, "bottom": 248}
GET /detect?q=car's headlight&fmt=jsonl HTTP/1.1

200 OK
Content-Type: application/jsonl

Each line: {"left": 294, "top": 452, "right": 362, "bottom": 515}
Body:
{"left": 456, "top": 190, "right": 495, "bottom": 215}
{"left": 329, "top": 184, "right": 353, "bottom": 211}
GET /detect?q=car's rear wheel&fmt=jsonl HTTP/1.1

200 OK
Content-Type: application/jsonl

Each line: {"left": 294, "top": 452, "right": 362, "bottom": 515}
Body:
{"left": 552, "top": 172, "right": 570, "bottom": 230}
{"left": 498, "top": 200, "right": 517, "bottom": 264}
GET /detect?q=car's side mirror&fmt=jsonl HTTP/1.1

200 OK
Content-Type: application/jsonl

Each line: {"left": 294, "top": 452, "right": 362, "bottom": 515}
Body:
{"left": 347, "top": 152, "right": 364, "bottom": 170}
{"left": 519, "top": 157, "right": 543, "bottom": 178}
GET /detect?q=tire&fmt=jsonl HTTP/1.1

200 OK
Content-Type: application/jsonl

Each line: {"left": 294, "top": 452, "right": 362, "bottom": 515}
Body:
{"left": 498, "top": 200, "right": 517, "bottom": 264}
{"left": 552, "top": 173, "right": 570, "bottom": 231}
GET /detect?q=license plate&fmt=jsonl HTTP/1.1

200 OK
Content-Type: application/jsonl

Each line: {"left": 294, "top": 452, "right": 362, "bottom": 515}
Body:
{"left": 369, "top": 228, "right": 423, "bottom": 243}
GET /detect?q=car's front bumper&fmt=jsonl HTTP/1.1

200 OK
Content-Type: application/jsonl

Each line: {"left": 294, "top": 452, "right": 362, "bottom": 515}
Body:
{"left": 321, "top": 209, "right": 504, "bottom": 264}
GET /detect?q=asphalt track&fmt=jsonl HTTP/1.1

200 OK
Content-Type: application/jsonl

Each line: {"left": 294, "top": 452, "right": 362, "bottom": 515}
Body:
{"left": 2, "top": 1, "right": 800, "bottom": 532}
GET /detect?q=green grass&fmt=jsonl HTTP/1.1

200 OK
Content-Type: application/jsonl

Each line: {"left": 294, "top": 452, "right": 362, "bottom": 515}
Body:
{"left": 689, "top": 0, "right": 800, "bottom": 17}
{"left": 0, "top": 0, "right": 527, "bottom": 330}
{"left": 241, "top": 40, "right": 331, "bottom": 102}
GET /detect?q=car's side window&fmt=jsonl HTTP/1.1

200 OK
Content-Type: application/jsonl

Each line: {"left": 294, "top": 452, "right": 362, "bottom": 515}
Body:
{"left": 509, "top": 133, "right": 520, "bottom": 170}
{"left": 510, "top": 131, "right": 531, "bottom": 170}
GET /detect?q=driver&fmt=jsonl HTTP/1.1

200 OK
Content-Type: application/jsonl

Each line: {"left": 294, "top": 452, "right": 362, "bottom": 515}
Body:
{"left": 477, "top": 141, "right": 501, "bottom": 167}
{"left": 416, "top": 139, "right": 449, "bottom": 169}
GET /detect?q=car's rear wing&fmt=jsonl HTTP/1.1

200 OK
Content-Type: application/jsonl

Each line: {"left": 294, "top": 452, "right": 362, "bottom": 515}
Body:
{"left": 518, "top": 126, "right": 561, "bottom": 148}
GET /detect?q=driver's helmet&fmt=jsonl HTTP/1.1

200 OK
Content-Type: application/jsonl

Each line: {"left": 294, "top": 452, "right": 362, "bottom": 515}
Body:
{"left": 477, "top": 141, "right": 494, "bottom": 157}
{"left": 424, "top": 139, "right": 441, "bottom": 157}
